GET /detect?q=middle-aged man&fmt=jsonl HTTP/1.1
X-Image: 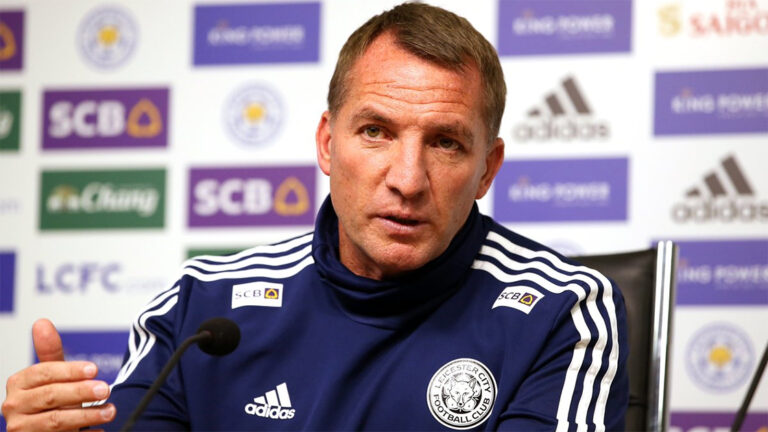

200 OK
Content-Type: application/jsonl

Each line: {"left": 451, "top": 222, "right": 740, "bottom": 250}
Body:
{"left": 3, "top": 3, "right": 628, "bottom": 431}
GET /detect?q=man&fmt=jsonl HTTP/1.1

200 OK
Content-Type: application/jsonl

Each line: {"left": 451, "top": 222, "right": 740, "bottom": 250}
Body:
{"left": 3, "top": 3, "right": 628, "bottom": 430}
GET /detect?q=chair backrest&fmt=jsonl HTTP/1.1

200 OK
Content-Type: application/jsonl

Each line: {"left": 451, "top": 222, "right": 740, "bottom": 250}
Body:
{"left": 572, "top": 241, "right": 677, "bottom": 432}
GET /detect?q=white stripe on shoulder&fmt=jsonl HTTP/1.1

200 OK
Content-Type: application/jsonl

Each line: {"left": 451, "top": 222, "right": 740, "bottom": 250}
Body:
{"left": 181, "top": 255, "right": 314, "bottom": 282}
{"left": 183, "top": 244, "right": 312, "bottom": 273}
{"left": 187, "top": 233, "right": 313, "bottom": 264}
{"left": 481, "top": 231, "right": 619, "bottom": 431}
{"left": 111, "top": 285, "right": 180, "bottom": 388}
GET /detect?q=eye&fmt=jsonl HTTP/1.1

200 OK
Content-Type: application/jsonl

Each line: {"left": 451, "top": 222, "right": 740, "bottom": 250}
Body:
{"left": 364, "top": 126, "right": 382, "bottom": 138}
{"left": 436, "top": 137, "right": 460, "bottom": 151}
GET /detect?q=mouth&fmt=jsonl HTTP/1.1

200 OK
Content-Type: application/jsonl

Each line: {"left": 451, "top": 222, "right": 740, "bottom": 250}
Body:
{"left": 384, "top": 215, "right": 420, "bottom": 226}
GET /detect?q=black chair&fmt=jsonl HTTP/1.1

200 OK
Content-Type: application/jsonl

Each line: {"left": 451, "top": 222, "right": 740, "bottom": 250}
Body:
{"left": 572, "top": 241, "right": 678, "bottom": 432}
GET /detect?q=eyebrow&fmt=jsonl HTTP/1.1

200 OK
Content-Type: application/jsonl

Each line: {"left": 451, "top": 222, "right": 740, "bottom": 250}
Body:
{"left": 350, "top": 107, "right": 476, "bottom": 144}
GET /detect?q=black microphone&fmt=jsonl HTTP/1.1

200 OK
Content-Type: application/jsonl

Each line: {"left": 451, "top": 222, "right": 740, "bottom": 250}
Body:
{"left": 119, "top": 317, "right": 241, "bottom": 432}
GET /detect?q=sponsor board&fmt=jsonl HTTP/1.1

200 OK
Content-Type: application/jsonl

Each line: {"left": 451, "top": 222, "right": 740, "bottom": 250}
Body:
{"left": 35, "top": 331, "right": 128, "bottom": 384}
{"left": 654, "top": 68, "right": 768, "bottom": 135}
{"left": 42, "top": 88, "right": 169, "bottom": 150}
{"left": 497, "top": 0, "right": 632, "bottom": 56}
{"left": 188, "top": 166, "right": 315, "bottom": 227}
{"left": 674, "top": 239, "right": 768, "bottom": 305}
{"left": 193, "top": 3, "right": 320, "bottom": 65}
{"left": 36, "top": 260, "right": 166, "bottom": 295}
{"left": 0, "top": 251, "right": 15, "bottom": 313}
{"left": 670, "top": 411, "right": 768, "bottom": 432}
{"left": 659, "top": 0, "right": 768, "bottom": 38}
{"left": 39, "top": 169, "right": 166, "bottom": 230}
{"left": 685, "top": 323, "right": 754, "bottom": 393}
{"left": 0, "top": 90, "right": 20, "bottom": 151}
{"left": 671, "top": 154, "right": 767, "bottom": 224}
{"left": 224, "top": 84, "right": 283, "bottom": 146}
{"left": 512, "top": 75, "right": 609, "bottom": 143}
{"left": 78, "top": 6, "right": 137, "bottom": 68}
{"left": 0, "top": 10, "right": 24, "bottom": 70}
{"left": 493, "top": 158, "right": 628, "bottom": 222}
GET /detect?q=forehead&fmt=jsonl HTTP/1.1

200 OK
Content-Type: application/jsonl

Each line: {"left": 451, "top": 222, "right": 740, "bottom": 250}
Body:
{"left": 342, "top": 33, "right": 484, "bottom": 127}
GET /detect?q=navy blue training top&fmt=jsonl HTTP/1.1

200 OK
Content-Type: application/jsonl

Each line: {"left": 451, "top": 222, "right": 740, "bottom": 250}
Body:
{"left": 104, "top": 196, "right": 628, "bottom": 431}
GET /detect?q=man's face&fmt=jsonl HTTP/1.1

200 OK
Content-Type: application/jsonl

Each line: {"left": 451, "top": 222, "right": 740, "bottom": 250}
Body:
{"left": 316, "top": 32, "right": 504, "bottom": 280}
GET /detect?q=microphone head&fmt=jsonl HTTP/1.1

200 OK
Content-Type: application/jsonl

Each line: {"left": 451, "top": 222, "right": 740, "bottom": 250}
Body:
{"left": 196, "top": 317, "right": 241, "bottom": 356}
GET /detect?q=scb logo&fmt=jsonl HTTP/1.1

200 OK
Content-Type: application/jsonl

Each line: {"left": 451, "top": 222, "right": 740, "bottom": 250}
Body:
{"left": 37, "top": 262, "right": 121, "bottom": 293}
{"left": 194, "top": 177, "right": 310, "bottom": 217}
{"left": 48, "top": 98, "right": 162, "bottom": 139}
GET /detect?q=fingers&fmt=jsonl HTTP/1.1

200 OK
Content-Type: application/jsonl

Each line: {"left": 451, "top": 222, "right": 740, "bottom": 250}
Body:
{"left": 33, "top": 319, "right": 65, "bottom": 363}
{"left": 10, "top": 361, "right": 98, "bottom": 390}
{"left": 11, "top": 380, "right": 110, "bottom": 414}
{"left": 7, "top": 403, "right": 116, "bottom": 432}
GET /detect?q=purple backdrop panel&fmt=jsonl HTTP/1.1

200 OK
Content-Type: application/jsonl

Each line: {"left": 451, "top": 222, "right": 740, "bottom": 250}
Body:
{"left": 194, "top": 3, "right": 320, "bottom": 65}
{"left": 654, "top": 68, "right": 768, "bottom": 135}
{"left": 494, "top": 158, "right": 628, "bottom": 222}
{"left": 42, "top": 88, "right": 169, "bottom": 149}
{"left": 497, "top": 0, "right": 632, "bottom": 56}
{"left": 673, "top": 239, "right": 768, "bottom": 306}
{"left": 188, "top": 166, "right": 316, "bottom": 227}
{"left": 670, "top": 411, "right": 768, "bottom": 431}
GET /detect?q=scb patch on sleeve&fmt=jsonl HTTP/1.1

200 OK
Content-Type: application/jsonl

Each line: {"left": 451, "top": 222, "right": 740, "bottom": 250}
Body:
{"left": 492, "top": 286, "right": 544, "bottom": 314}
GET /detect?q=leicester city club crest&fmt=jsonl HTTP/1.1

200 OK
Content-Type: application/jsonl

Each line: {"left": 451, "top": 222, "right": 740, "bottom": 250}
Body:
{"left": 78, "top": 6, "right": 138, "bottom": 68}
{"left": 427, "top": 358, "right": 497, "bottom": 430}
{"left": 224, "top": 84, "right": 284, "bottom": 147}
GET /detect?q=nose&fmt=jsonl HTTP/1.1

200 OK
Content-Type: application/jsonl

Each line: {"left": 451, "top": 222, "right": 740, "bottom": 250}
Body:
{"left": 384, "top": 138, "right": 428, "bottom": 200}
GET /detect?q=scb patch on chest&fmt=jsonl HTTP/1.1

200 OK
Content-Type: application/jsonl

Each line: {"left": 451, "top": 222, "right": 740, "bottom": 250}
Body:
{"left": 427, "top": 358, "right": 497, "bottom": 430}
{"left": 492, "top": 286, "right": 544, "bottom": 314}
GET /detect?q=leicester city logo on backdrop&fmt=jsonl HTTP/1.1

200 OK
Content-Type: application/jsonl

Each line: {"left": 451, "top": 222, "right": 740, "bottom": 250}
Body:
{"left": 427, "top": 358, "right": 497, "bottom": 430}
{"left": 686, "top": 323, "right": 754, "bottom": 392}
{"left": 78, "top": 6, "right": 138, "bottom": 68}
{"left": 224, "top": 84, "right": 284, "bottom": 147}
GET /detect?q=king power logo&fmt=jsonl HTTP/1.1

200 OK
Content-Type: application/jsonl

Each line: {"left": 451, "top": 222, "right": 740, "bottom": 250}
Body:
{"left": 672, "top": 155, "right": 768, "bottom": 223}
{"left": 513, "top": 76, "right": 609, "bottom": 142}
{"left": 658, "top": 0, "right": 768, "bottom": 38}
{"left": 40, "top": 169, "right": 166, "bottom": 230}
{"left": 0, "top": 10, "right": 24, "bottom": 70}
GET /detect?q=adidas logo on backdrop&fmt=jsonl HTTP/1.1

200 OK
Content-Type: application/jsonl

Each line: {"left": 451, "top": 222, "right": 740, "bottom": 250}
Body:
{"left": 672, "top": 155, "right": 768, "bottom": 223}
{"left": 513, "top": 76, "right": 610, "bottom": 142}
{"left": 244, "top": 382, "right": 296, "bottom": 420}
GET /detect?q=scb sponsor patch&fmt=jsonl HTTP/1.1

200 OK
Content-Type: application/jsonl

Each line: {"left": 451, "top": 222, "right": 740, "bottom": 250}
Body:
{"left": 232, "top": 281, "right": 282, "bottom": 308}
{"left": 492, "top": 286, "right": 544, "bottom": 314}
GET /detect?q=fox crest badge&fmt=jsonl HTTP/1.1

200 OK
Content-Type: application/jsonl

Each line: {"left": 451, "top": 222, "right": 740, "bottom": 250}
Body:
{"left": 427, "top": 358, "right": 497, "bottom": 430}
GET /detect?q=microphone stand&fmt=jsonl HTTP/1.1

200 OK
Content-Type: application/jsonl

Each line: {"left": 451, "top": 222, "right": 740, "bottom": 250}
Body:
{"left": 119, "top": 331, "right": 211, "bottom": 432}
{"left": 731, "top": 341, "right": 768, "bottom": 432}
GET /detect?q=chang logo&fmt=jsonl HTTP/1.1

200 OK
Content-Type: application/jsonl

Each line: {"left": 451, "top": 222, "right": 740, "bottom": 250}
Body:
{"left": 685, "top": 323, "right": 754, "bottom": 392}
{"left": 78, "top": 6, "right": 138, "bottom": 68}
{"left": 0, "top": 108, "right": 13, "bottom": 139}
{"left": 427, "top": 358, "right": 497, "bottom": 430}
{"left": 224, "top": 85, "right": 283, "bottom": 146}
{"left": 46, "top": 183, "right": 159, "bottom": 217}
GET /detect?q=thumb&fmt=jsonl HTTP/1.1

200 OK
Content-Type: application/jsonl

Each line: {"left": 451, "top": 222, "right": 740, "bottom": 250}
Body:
{"left": 33, "top": 318, "right": 65, "bottom": 362}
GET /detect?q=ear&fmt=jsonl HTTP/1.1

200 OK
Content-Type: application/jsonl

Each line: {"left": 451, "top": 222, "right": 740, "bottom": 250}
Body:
{"left": 316, "top": 111, "right": 332, "bottom": 176}
{"left": 474, "top": 137, "right": 505, "bottom": 200}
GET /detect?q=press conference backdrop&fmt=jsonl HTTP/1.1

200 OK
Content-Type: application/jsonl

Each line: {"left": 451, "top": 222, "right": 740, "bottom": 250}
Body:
{"left": 0, "top": 0, "right": 766, "bottom": 429}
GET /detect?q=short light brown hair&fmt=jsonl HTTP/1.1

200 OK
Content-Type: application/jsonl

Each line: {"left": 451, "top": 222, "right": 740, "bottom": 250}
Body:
{"left": 327, "top": 2, "right": 506, "bottom": 144}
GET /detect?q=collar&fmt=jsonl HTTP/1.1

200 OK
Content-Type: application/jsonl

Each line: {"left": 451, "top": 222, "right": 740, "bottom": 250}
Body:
{"left": 311, "top": 195, "right": 490, "bottom": 330}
